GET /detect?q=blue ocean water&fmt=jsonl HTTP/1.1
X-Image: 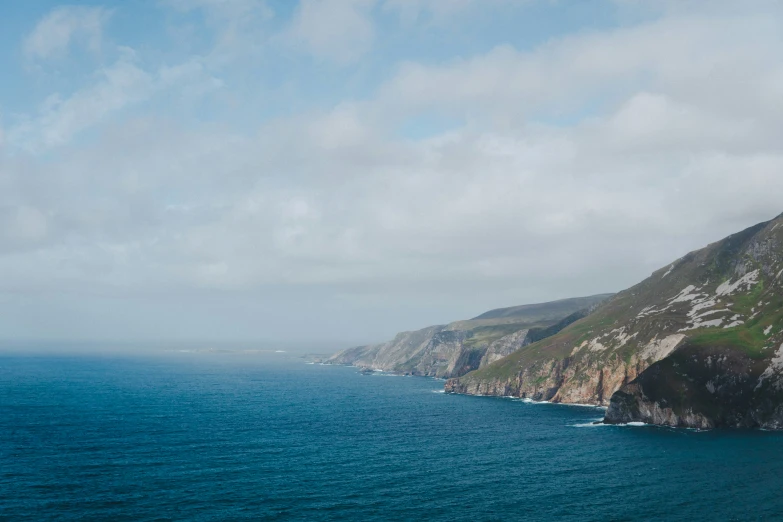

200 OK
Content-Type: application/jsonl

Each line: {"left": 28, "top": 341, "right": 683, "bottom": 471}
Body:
{"left": 1, "top": 354, "right": 782, "bottom": 521}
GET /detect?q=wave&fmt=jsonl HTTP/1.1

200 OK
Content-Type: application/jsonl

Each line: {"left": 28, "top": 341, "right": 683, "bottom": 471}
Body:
{"left": 597, "top": 421, "right": 652, "bottom": 428}
{"left": 586, "top": 421, "right": 710, "bottom": 431}
{"left": 571, "top": 419, "right": 654, "bottom": 428}
{"left": 572, "top": 418, "right": 609, "bottom": 427}
{"left": 561, "top": 402, "right": 607, "bottom": 409}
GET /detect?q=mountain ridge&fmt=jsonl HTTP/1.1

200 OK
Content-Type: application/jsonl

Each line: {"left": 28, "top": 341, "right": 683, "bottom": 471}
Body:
{"left": 326, "top": 294, "right": 612, "bottom": 379}
{"left": 446, "top": 213, "right": 783, "bottom": 429}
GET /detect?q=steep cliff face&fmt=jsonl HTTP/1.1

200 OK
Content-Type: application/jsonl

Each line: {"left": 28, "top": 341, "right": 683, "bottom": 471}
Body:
{"left": 448, "top": 213, "right": 783, "bottom": 429}
{"left": 604, "top": 337, "right": 783, "bottom": 429}
{"left": 480, "top": 329, "right": 534, "bottom": 368}
{"left": 327, "top": 295, "right": 611, "bottom": 379}
{"left": 444, "top": 352, "right": 646, "bottom": 403}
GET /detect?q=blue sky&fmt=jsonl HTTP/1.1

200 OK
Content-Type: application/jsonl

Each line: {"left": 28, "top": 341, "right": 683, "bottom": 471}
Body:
{"left": 1, "top": 0, "right": 630, "bottom": 138}
{"left": 1, "top": 0, "right": 783, "bottom": 347}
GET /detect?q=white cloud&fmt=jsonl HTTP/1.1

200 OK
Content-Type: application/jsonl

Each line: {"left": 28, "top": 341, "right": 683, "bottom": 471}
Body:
{"left": 165, "top": 0, "right": 273, "bottom": 61}
{"left": 23, "top": 6, "right": 112, "bottom": 61}
{"left": 8, "top": 53, "right": 222, "bottom": 152}
{"left": 283, "top": 0, "right": 376, "bottom": 64}
{"left": 9, "top": 55, "right": 154, "bottom": 151}
{"left": 4, "top": 0, "right": 783, "bottom": 340}
{"left": 382, "top": 0, "right": 512, "bottom": 25}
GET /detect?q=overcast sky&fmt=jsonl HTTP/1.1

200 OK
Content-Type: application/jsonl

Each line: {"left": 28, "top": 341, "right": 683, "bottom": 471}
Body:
{"left": 1, "top": 0, "right": 782, "bottom": 347}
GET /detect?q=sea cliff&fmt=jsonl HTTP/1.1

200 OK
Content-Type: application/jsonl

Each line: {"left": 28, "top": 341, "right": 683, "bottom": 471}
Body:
{"left": 447, "top": 213, "right": 783, "bottom": 429}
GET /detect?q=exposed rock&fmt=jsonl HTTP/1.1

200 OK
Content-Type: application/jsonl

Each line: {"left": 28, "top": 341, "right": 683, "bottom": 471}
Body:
{"left": 479, "top": 329, "right": 532, "bottom": 368}
{"left": 445, "top": 353, "right": 646, "bottom": 405}
{"left": 605, "top": 382, "right": 715, "bottom": 429}
{"left": 605, "top": 344, "right": 783, "bottom": 429}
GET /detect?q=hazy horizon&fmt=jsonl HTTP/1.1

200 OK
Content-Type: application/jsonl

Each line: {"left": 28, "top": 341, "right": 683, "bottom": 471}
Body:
{"left": 2, "top": 0, "right": 783, "bottom": 346}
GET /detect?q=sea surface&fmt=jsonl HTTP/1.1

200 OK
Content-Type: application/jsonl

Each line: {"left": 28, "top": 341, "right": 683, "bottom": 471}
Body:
{"left": 2, "top": 353, "right": 783, "bottom": 521}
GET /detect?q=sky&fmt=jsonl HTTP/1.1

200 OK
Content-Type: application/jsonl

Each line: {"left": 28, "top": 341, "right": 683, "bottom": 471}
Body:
{"left": 1, "top": 0, "right": 783, "bottom": 347}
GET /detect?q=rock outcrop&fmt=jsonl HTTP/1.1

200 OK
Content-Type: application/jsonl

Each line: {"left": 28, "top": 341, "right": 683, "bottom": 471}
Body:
{"left": 604, "top": 342, "right": 783, "bottom": 429}
{"left": 447, "top": 212, "right": 783, "bottom": 429}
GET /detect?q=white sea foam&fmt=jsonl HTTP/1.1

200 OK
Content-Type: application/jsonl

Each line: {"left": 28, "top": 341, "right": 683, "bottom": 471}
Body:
{"left": 596, "top": 421, "right": 653, "bottom": 427}
{"left": 572, "top": 418, "right": 608, "bottom": 427}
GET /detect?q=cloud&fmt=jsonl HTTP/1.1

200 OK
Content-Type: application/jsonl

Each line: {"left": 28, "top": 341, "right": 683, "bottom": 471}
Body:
{"left": 164, "top": 0, "right": 273, "bottom": 61}
{"left": 4, "top": 0, "right": 783, "bottom": 341}
{"left": 283, "top": 0, "right": 376, "bottom": 64}
{"left": 8, "top": 51, "right": 222, "bottom": 152}
{"left": 9, "top": 54, "right": 154, "bottom": 151}
{"left": 23, "top": 6, "right": 112, "bottom": 61}
{"left": 377, "top": 9, "right": 783, "bottom": 128}
{"left": 382, "top": 0, "right": 513, "bottom": 25}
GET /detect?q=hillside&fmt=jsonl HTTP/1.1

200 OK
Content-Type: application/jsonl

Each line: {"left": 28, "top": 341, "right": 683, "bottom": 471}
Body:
{"left": 446, "top": 213, "right": 783, "bottom": 429}
{"left": 470, "top": 296, "right": 612, "bottom": 322}
{"left": 326, "top": 295, "right": 611, "bottom": 379}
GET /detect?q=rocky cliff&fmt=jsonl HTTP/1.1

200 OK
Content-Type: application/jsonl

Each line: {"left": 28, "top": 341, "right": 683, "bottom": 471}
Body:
{"left": 327, "top": 295, "right": 611, "bottom": 379}
{"left": 447, "top": 213, "right": 783, "bottom": 429}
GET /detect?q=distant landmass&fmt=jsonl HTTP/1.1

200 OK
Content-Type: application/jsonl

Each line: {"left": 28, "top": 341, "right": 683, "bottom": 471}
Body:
{"left": 326, "top": 294, "right": 612, "bottom": 379}
{"left": 446, "top": 212, "right": 783, "bottom": 430}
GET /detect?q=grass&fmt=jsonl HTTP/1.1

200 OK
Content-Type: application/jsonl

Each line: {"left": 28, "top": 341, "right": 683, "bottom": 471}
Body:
{"left": 462, "top": 323, "right": 533, "bottom": 349}
{"left": 686, "top": 317, "right": 781, "bottom": 360}
{"left": 731, "top": 279, "right": 766, "bottom": 313}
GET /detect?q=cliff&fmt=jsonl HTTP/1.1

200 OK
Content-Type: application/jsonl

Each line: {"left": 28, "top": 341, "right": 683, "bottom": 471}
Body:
{"left": 447, "top": 213, "right": 783, "bottom": 429}
{"left": 327, "top": 295, "right": 611, "bottom": 379}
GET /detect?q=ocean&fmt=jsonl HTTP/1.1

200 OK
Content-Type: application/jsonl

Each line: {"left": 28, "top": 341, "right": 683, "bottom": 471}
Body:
{"left": 1, "top": 353, "right": 782, "bottom": 521}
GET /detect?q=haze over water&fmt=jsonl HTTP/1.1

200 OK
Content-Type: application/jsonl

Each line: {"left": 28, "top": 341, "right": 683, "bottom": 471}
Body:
{"left": 2, "top": 353, "right": 781, "bottom": 521}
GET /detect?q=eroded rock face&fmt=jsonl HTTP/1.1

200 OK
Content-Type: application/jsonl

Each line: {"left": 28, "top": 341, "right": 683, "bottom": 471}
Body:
{"left": 604, "top": 383, "right": 715, "bottom": 429}
{"left": 604, "top": 344, "right": 783, "bottom": 429}
{"left": 479, "top": 329, "right": 532, "bottom": 368}
{"left": 445, "top": 355, "right": 647, "bottom": 405}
